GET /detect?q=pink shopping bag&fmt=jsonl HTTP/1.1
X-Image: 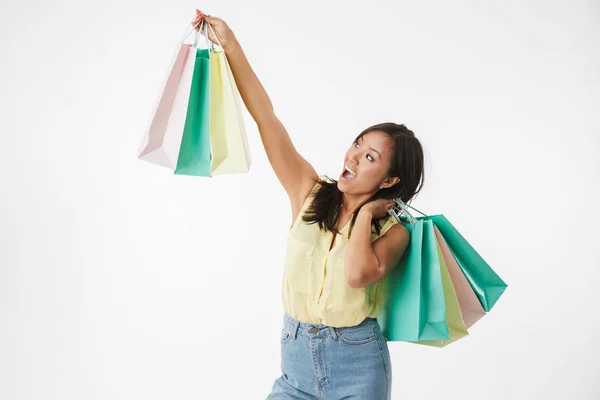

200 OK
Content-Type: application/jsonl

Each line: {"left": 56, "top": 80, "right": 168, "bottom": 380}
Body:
{"left": 434, "top": 226, "right": 486, "bottom": 328}
{"left": 138, "top": 42, "right": 197, "bottom": 169}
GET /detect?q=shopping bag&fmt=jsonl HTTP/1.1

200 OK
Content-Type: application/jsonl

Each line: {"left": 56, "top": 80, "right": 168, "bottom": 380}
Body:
{"left": 174, "top": 47, "right": 212, "bottom": 176}
{"left": 380, "top": 200, "right": 507, "bottom": 345}
{"left": 138, "top": 20, "right": 215, "bottom": 173}
{"left": 429, "top": 215, "right": 507, "bottom": 311}
{"left": 206, "top": 28, "right": 251, "bottom": 174}
{"left": 411, "top": 236, "right": 469, "bottom": 347}
{"left": 378, "top": 219, "right": 450, "bottom": 342}
{"left": 139, "top": 19, "right": 251, "bottom": 177}
{"left": 434, "top": 227, "right": 486, "bottom": 328}
{"left": 208, "top": 50, "right": 228, "bottom": 172}
{"left": 137, "top": 43, "right": 197, "bottom": 169}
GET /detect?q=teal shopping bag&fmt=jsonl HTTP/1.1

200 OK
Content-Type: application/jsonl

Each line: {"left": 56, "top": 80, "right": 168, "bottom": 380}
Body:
{"left": 174, "top": 48, "right": 212, "bottom": 176}
{"left": 388, "top": 201, "right": 507, "bottom": 312}
{"left": 428, "top": 215, "right": 507, "bottom": 311}
{"left": 378, "top": 219, "right": 450, "bottom": 342}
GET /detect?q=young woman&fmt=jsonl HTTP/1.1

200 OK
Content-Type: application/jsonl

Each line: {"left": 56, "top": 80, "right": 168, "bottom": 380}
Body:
{"left": 193, "top": 12, "right": 425, "bottom": 399}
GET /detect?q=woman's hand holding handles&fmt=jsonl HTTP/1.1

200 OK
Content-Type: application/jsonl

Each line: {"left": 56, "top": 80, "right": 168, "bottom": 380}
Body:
{"left": 362, "top": 198, "right": 397, "bottom": 219}
{"left": 192, "top": 9, "right": 237, "bottom": 51}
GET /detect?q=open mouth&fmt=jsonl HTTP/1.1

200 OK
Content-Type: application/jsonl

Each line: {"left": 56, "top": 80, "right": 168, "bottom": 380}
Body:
{"left": 341, "top": 164, "right": 356, "bottom": 180}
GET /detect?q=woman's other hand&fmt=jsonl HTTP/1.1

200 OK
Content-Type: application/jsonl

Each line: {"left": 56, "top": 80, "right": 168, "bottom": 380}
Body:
{"left": 362, "top": 198, "right": 396, "bottom": 219}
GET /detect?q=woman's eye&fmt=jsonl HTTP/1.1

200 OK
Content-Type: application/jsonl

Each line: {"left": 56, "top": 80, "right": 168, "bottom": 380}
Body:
{"left": 353, "top": 141, "right": 359, "bottom": 148}
{"left": 366, "top": 154, "right": 374, "bottom": 162}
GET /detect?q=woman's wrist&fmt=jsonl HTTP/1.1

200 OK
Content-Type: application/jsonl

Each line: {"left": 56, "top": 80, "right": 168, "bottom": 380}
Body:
{"left": 358, "top": 206, "right": 374, "bottom": 220}
{"left": 222, "top": 36, "right": 240, "bottom": 53}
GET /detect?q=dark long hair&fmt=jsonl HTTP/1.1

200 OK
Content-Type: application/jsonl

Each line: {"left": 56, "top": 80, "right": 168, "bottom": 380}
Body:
{"left": 302, "top": 122, "right": 425, "bottom": 236}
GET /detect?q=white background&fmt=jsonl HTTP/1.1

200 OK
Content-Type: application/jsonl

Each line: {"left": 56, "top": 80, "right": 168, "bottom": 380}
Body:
{"left": 1, "top": 0, "right": 599, "bottom": 399}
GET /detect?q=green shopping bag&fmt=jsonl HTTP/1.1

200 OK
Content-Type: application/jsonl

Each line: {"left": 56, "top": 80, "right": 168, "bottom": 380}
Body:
{"left": 378, "top": 219, "right": 450, "bottom": 342}
{"left": 429, "top": 215, "right": 507, "bottom": 311}
{"left": 381, "top": 200, "right": 507, "bottom": 341}
{"left": 413, "top": 237, "right": 469, "bottom": 347}
{"left": 174, "top": 48, "right": 212, "bottom": 176}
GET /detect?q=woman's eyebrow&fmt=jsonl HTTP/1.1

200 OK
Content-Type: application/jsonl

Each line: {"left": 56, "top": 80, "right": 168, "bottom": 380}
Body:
{"left": 369, "top": 147, "right": 381, "bottom": 158}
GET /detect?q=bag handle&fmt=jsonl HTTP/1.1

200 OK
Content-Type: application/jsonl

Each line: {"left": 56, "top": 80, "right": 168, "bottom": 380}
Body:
{"left": 203, "top": 21, "right": 235, "bottom": 73}
{"left": 194, "top": 20, "right": 214, "bottom": 50}
{"left": 388, "top": 199, "right": 427, "bottom": 225}
{"left": 180, "top": 19, "right": 214, "bottom": 50}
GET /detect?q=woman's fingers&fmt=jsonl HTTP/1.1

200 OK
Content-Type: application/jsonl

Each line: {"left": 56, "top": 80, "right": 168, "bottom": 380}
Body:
{"left": 189, "top": 12, "right": 229, "bottom": 46}
{"left": 195, "top": 9, "right": 207, "bottom": 20}
{"left": 191, "top": 18, "right": 202, "bottom": 30}
{"left": 192, "top": 10, "right": 207, "bottom": 31}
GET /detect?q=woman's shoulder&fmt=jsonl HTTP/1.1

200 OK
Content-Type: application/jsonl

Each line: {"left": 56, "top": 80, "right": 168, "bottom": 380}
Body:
{"left": 294, "top": 174, "right": 328, "bottom": 216}
{"left": 378, "top": 214, "right": 409, "bottom": 237}
{"left": 307, "top": 173, "right": 334, "bottom": 195}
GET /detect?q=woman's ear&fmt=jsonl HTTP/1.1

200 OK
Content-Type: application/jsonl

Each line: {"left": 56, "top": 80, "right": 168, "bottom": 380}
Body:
{"left": 381, "top": 176, "right": 400, "bottom": 189}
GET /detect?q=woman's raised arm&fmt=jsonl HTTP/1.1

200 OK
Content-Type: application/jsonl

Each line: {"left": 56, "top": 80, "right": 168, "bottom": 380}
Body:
{"left": 198, "top": 14, "right": 319, "bottom": 207}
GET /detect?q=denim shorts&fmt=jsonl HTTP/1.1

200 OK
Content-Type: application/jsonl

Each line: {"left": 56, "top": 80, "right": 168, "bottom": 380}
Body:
{"left": 266, "top": 313, "right": 392, "bottom": 399}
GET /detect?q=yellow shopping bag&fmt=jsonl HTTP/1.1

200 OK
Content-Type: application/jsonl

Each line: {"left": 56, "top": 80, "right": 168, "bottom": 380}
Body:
{"left": 209, "top": 51, "right": 228, "bottom": 172}
{"left": 208, "top": 50, "right": 251, "bottom": 175}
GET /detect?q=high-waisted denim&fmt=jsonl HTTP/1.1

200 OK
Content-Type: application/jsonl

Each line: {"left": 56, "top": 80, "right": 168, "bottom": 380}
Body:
{"left": 266, "top": 313, "right": 392, "bottom": 400}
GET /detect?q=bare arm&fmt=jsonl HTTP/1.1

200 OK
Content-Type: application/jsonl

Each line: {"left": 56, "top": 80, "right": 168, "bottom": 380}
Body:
{"left": 345, "top": 208, "right": 410, "bottom": 288}
{"left": 223, "top": 36, "right": 318, "bottom": 209}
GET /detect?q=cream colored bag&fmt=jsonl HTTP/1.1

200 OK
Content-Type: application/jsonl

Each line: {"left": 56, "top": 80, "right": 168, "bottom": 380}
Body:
{"left": 207, "top": 25, "right": 251, "bottom": 175}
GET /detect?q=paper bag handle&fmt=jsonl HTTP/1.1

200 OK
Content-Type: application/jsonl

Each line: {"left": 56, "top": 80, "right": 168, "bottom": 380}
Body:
{"left": 388, "top": 199, "right": 427, "bottom": 224}
{"left": 180, "top": 19, "right": 214, "bottom": 50}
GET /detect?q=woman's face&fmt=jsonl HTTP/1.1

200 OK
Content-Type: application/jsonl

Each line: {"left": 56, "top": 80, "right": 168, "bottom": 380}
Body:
{"left": 337, "top": 130, "right": 395, "bottom": 195}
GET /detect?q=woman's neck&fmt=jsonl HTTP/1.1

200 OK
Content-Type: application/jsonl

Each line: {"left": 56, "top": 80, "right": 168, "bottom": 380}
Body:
{"left": 341, "top": 192, "right": 375, "bottom": 215}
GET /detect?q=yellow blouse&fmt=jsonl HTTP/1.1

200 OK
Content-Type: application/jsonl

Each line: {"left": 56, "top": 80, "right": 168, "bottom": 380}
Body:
{"left": 281, "top": 176, "right": 399, "bottom": 328}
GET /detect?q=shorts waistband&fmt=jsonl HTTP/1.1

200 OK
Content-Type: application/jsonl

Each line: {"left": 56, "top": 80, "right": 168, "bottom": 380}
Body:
{"left": 282, "top": 314, "right": 378, "bottom": 341}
